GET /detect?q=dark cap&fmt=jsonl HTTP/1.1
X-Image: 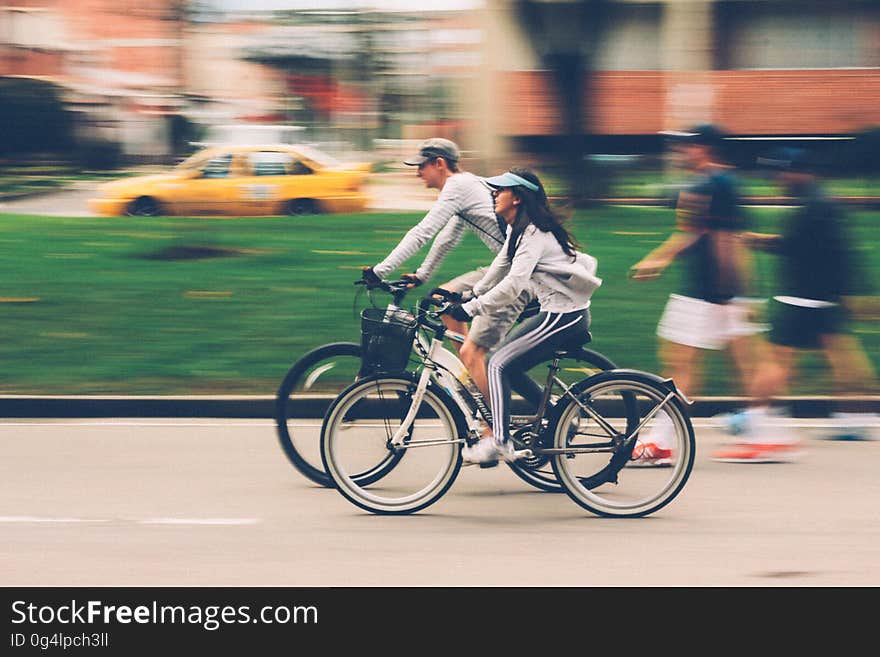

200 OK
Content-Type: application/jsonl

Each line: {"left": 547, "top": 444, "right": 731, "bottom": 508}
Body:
{"left": 662, "top": 123, "right": 726, "bottom": 149}
{"left": 403, "top": 137, "right": 461, "bottom": 166}
{"left": 756, "top": 147, "right": 816, "bottom": 173}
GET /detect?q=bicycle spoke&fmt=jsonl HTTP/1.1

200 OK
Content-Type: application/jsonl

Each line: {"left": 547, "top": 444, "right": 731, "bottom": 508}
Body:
{"left": 323, "top": 376, "right": 462, "bottom": 515}
{"left": 551, "top": 374, "right": 695, "bottom": 518}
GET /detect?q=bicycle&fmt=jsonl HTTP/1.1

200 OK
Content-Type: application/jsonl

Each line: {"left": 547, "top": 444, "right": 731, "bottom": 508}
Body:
{"left": 320, "top": 293, "right": 696, "bottom": 517}
{"left": 274, "top": 281, "right": 408, "bottom": 488}
{"left": 275, "top": 279, "right": 621, "bottom": 491}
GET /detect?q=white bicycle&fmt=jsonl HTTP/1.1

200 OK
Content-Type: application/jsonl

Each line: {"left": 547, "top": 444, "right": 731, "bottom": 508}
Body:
{"left": 320, "top": 289, "right": 697, "bottom": 517}
{"left": 277, "top": 279, "right": 624, "bottom": 492}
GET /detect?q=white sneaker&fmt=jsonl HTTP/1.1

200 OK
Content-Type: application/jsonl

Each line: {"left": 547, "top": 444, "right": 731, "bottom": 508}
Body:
{"left": 825, "top": 413, "right": 877, "bottom": 441}
{"left": 461, "top": 439, "right": 530, "bottom": 467}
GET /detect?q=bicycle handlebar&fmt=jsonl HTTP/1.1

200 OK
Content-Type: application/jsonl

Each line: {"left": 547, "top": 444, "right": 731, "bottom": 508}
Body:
{"left": 353, "top": 278, "right": 410, "bottom": 294}
{"left": 418, "top": 292, "right": 453, "bottom": 316}
{"left": 354, "top": 278, "right": 454, "bottom": 324}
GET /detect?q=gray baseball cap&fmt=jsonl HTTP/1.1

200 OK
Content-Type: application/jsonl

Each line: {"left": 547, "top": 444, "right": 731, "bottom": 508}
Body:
{"left": 403, "top": 138, "right": 461, "bottom": 166}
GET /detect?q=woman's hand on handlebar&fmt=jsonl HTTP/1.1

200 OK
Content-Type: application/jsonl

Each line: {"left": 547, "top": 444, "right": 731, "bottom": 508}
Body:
{"left": 424, "top": 287, "right": 472, "bottom": 321}
{"left": 444, "top": 304, "right": 471, "bottom": 322}
{"left": 428, "top": 287, "right": 461, "bottom": 303}
{"left": 427, "top": 287, "right": 474, "bottom": 304}
{"left": 401, "top": 273, "right": 423, "bottom": 289}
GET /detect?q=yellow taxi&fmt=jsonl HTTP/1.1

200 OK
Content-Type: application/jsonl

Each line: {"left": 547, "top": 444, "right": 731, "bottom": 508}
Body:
{"left": 88, "top": 144, "right": 371, "bottom": 217}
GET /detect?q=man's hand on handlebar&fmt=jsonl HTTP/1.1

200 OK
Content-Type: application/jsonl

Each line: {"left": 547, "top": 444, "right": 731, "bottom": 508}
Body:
{"left": 361, "top": 266, "right": 382, "bottom": 288}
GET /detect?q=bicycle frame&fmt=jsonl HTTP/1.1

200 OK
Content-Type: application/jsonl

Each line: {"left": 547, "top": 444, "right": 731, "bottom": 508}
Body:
{"left": 371, "top": 286, "right": 687, "bottom": 459}
{"left": 387, "top": 335, "right": 688, "bottom": 465}
{"left": 385, "top": 318, "right": 607, "bottom": 454}
{"left": 388, "top": 331, "right": 477, "bottom": 449}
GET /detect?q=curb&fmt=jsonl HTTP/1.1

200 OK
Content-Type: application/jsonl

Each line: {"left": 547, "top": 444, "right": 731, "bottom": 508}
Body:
{"left": 1, "top": 396, "right": 878, "bottom": 419}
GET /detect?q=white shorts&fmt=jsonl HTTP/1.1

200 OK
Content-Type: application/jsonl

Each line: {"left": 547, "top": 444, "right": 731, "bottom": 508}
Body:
{"left": 656, "top": 294, "right": 766, "bottom": 350}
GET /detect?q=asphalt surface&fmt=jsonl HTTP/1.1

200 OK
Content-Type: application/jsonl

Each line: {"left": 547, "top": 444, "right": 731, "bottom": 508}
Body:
{"left": 2, "top": 417, "right": 878, "bottom": 587}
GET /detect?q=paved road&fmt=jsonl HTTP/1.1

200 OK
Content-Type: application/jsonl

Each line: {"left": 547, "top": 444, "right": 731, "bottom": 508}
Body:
{"left": 2, "top": 418, "right": 878, "bottom": 587}
{"left": 0, "top": 186, "right": 97, "bottom": 217}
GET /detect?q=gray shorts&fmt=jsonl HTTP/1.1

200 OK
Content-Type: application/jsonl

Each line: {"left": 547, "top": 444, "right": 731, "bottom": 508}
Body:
{"left": 443, "top": 268, "right": 533, "bottom": 349}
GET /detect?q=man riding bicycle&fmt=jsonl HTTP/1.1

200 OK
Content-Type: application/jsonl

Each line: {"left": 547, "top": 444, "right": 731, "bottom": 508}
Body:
{"left": 362, "top": 137, "right": 535, "bottom": 410}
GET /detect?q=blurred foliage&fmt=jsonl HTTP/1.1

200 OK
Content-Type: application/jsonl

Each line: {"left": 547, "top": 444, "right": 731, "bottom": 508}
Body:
{"left": 851, "top": 126, "right": 880, "bottom": 175}
{"left": 75, "top": 140, "right": 123, "bottom": 171}
{"left": 0, "top": 77, "right": 74, "bottom": 158}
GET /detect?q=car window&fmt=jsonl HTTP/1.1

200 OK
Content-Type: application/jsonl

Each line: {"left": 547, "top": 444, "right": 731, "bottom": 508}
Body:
{"left": 201, "top": 154, "right": 233, "bottom": 178}
{"left": 289, "top": 159, "right": 313, "bottom": 175}
{"left": 229, "top": 155, "right": 251, "bottom": 177}
{"left": 292, "top": 144, "right": 341, "bottom": 168}
{"left": 248, "top": 151, "right": 313, "bottom": 176}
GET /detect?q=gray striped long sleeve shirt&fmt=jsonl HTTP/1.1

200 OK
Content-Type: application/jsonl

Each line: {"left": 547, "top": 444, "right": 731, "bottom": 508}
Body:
{"left": 372, "top": 172, "right": 505, "bottom": 282}
{"left": 462, "top": 225, "right": 602, "bottom": 317}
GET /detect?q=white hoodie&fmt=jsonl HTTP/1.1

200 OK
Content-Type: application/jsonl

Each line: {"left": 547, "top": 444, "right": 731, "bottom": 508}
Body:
{"left": 462, "top": 224, "right": 602, "bottom": 317}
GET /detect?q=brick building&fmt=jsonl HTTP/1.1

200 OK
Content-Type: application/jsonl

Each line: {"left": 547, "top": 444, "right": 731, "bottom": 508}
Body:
{"left": 471, "top": 0, "right": 880, "bottom": 166}
{"left": 0, "top": 0, "right": 188, "bottom": 158}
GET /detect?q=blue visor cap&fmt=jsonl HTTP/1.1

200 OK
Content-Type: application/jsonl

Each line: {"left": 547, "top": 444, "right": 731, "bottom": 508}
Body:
{"left": 483, "top": 172, "right": 540, "bottom": 192}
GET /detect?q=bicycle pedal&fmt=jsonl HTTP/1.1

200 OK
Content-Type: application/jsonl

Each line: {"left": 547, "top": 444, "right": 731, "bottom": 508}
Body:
{"left": 478, "top": 460, "right": 500, "bottom": 469}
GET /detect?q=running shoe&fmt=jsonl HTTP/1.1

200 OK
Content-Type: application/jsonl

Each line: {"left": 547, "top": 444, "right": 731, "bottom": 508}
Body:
{"left": 711, "top": 442, "right": 802, "bottom": 463}
{"left": 627, "top": 442, "right": 673, "bottom": 468}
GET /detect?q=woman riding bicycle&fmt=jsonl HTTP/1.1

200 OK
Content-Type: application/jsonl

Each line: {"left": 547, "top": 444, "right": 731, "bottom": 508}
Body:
{"left": 444, "top": 168, "right": 602, "bottom": 465}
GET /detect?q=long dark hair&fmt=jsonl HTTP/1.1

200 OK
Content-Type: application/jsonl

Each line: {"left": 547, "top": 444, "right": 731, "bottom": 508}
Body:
{"left": 505, "top": 168, "right": 579, "bottom": 260}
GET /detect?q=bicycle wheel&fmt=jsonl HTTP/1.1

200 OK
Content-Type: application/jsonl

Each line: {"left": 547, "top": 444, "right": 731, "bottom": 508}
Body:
{"left": 276, "top": 342, "right": 400, "bottom": 488}
{"left": 551, "top": 371, "right": 695, "bottom": 518}
{"left": 321, "top": 374, "right": 465, "bottom": 515}
{"left": 506, "top": 347, "right": 623, "bottom": 493}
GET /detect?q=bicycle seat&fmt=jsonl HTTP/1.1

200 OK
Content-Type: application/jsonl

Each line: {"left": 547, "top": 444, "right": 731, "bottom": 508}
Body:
{"left": 553, "top": 331, "right": 592, "bottom": 358}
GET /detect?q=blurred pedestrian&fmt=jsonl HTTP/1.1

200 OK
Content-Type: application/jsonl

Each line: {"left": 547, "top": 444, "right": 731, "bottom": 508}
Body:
{"left": 712, "top": 147, "right": 878, "bottom": 461}
{"left": 629, "top": 124, "right": 763, "bottom": 466}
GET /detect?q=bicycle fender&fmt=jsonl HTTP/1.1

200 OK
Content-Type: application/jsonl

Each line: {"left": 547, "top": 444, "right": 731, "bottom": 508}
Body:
{"left": 568, "top": 368, "right": 693, "bottom": 407}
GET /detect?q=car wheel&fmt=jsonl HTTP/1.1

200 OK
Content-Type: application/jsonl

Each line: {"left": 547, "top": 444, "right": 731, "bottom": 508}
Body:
{"left": 126, "top": 197, "right": 162, "bottom": 217}
{"left": 285, "top": 199, "right": 318, "bottom": 216}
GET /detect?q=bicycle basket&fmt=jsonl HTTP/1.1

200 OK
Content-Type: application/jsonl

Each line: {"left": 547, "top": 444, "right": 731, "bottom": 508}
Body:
{"left": 360, "top": 307, "right": 418, "bottom": 373}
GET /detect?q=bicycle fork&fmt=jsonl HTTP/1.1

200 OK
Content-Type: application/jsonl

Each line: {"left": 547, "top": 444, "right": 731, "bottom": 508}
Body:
{"left": 387, "top": 338, "right": 470, "bottom": 451}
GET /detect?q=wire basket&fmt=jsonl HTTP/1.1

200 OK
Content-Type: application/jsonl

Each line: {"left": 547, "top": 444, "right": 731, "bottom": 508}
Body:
{"left": 360, "top": 307, "right": 418, "bottom": 373}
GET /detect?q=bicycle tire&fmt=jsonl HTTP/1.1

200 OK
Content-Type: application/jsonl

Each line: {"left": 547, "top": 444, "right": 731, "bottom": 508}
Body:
{"left": 506, "top": 347, "right": 625, "bottom": 493}
{"left": 321, "top": 374, "right": 467, "bottom": 515}
{"left": 275, "top": 342, "right": 403, "bottom": 488}
{"left": 551, "top": 370, "right": 696, "bottom": 518}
